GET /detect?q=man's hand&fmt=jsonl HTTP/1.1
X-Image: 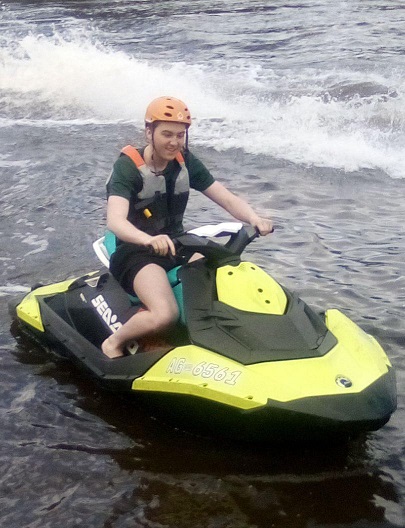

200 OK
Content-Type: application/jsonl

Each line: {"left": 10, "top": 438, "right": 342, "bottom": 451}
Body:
{"left": 147, "top": 234, "right": 176, "bottom": 256}
{"left": 253, "top": 218, "right": 274, "bottom": 236}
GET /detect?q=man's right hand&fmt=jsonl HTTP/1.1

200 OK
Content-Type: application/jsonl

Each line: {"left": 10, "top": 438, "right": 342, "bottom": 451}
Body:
{"left": 147, "top": 234, "right": 176, "bottom": 256}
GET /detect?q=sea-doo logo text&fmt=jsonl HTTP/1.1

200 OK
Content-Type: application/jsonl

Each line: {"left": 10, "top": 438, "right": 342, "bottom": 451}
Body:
{"left": 91, "top": 295, "right": 122, "bottom": 333}
{"left": 335, "top": 375, "right": 353, "bottom": 388}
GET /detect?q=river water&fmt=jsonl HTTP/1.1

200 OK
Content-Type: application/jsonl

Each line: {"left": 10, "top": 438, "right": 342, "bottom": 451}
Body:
{"left": 1, "top": 1, "right": 404, "bottom": 526}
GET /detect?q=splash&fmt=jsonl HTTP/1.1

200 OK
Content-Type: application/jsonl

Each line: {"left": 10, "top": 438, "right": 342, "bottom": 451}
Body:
{"left": 1, "top": 31, "right": 404, "bottom": 178}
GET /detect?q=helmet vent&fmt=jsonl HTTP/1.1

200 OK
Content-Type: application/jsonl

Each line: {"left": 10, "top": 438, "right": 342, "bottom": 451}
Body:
{"left": 164, "top": 112, "right": 173, "bottom": 117}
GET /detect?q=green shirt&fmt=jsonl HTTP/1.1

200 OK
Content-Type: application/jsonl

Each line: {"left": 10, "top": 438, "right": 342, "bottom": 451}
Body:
{"left": 106, "top": 147, "right": 215, "bottom": 200}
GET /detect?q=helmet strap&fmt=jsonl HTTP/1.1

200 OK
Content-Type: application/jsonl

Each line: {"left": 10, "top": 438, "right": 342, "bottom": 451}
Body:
{"left": 184, "top": 128, "right": 189, "bottom": 152}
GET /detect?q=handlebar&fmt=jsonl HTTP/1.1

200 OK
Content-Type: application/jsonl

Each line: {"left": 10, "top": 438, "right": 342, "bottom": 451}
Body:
{"left": 174, "top": 224, "right": 259, "bottom": 263}
{"left": 94, "top": 223, "right": 266, "bottom": 268}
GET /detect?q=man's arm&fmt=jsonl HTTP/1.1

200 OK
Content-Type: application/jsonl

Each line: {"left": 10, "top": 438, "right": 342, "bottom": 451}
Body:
{"left": 106, "top": 196, "right": 175, "bottom": 255}
{"left": 202, "top": 181, "right": 273, "bottom": 235}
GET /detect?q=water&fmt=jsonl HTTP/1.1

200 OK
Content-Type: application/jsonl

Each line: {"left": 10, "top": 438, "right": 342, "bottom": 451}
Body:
{"left": 1, "top": 1, "right": 404, "bottom": 526}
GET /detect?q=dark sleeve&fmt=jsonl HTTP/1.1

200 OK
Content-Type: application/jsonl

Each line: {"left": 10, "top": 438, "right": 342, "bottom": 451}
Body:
{"left": 106, "top": 154, "right": 143, "bottom": 200}
{"left": 184, "top": 150, "right": 215, "bottom": 192}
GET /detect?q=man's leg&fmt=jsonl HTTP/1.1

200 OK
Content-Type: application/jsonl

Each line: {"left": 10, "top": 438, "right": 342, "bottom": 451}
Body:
{"left": 101, "top": 264, "right": 179, "bottom": 358}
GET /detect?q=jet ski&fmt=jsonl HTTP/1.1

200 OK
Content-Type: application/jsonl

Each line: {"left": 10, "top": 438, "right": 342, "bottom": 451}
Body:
{"left": 10, "top": 223, "right": 396, "bottom": 442}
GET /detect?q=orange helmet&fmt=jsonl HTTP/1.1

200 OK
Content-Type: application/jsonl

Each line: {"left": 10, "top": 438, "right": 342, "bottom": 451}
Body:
{"left": 145, "top": 96, "right": 191, "bottom": 127}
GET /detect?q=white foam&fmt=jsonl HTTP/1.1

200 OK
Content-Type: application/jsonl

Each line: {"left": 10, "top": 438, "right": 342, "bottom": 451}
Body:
{"left": 1, "top": 31, "right": 404, "bottom": 178}
{"left": 21, "top": 234, "right": 49, "bottom": 256}
{"left": 0, "top": 285, "right": 30, "bottom": 297}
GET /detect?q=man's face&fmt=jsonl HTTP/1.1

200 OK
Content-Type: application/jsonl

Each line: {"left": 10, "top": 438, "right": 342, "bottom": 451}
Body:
{"left": 147, "top": 121, "right": 187, "bottom": 163}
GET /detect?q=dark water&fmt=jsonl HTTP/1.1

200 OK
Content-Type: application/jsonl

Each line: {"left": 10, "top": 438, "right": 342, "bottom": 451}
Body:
{"left": 1, "top": 1, "right": 404, "bottom": 526}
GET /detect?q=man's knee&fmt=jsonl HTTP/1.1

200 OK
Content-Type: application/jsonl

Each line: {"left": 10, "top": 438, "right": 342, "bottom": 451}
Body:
{"left": 152, "top": 301, "right": 179, "bottom": 331}
{"left": 161, "top": 301, "right": 180, "bottom": 327}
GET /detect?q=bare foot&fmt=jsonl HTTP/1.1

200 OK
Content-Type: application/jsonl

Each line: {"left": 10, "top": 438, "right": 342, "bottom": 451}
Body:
{"left": 101, "top": 336, "right": 124, "bottom": 359}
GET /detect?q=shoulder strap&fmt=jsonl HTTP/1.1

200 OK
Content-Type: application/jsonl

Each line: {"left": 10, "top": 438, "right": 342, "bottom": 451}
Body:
{"left": 175, "top": 152, "right": 185, "bottom": 164}
{"left": 121, "top": 145, "right": 145, "bottom": 168}
{"left": 122, "top": 145, "right": 184, "bottom": 167}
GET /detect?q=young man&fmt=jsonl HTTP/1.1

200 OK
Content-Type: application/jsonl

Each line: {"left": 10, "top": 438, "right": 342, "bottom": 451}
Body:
{"left": 102, "top": 96, "right": 273, "bottom": 358}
